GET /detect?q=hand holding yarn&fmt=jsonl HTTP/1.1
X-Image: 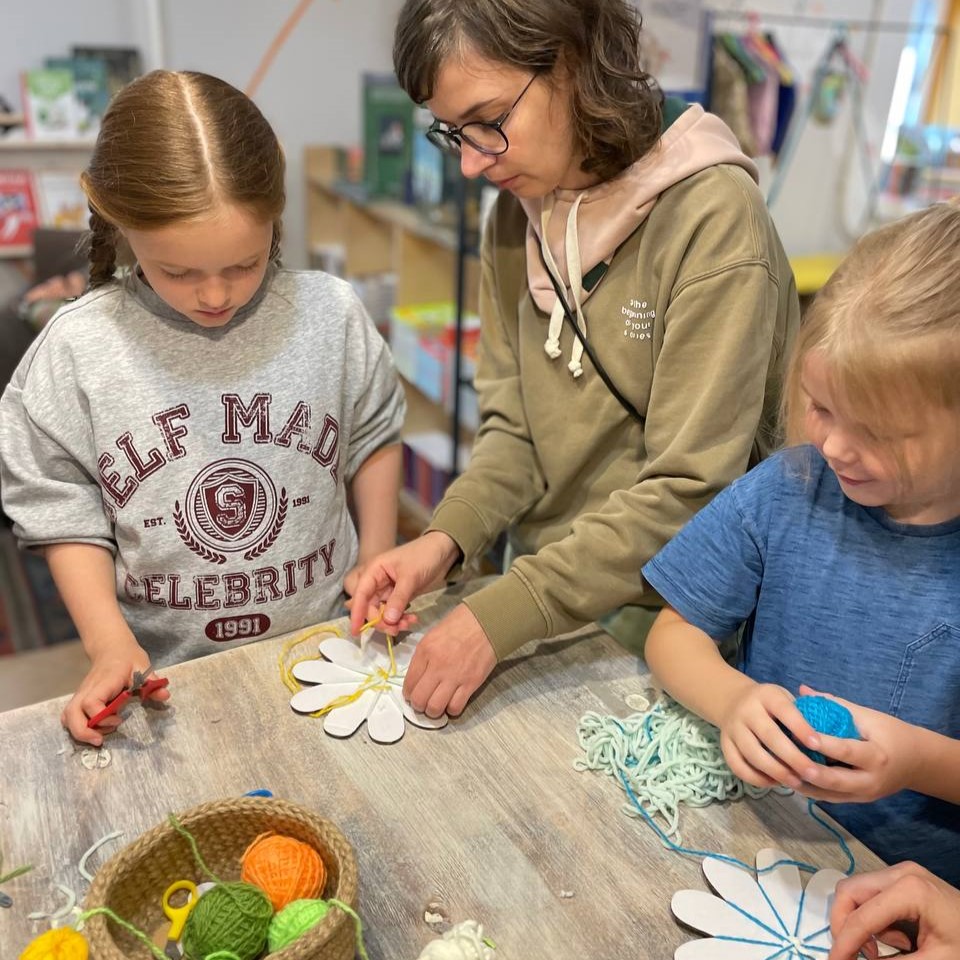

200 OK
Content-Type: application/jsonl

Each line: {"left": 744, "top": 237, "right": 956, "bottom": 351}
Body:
{"left": 791, "top": 686, "right": 923, "bottom": 805}
{"left": 717, "top": 681, "right": 826, "bottom": 791}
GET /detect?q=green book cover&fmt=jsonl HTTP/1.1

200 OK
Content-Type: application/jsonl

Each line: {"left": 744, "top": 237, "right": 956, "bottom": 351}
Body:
{"left": 45, "top": 57, "right": 110, "bottom": 133}
{"left": 363, "top": 74, "right": 414, "bottom": 200}
{"left": 20, "top": 68, "right": 80, "bottom": 139}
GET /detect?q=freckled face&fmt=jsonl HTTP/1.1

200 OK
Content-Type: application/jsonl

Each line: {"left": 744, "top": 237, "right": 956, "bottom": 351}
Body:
{"left": 123, "top": 203, "right": 273, "bottom": 329}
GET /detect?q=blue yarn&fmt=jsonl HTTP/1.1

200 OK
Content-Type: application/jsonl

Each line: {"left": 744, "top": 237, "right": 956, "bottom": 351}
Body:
{"left": 616, "top": 767, "right": 856, "bottom": 877}
{"left": 244, "top": 789, "right": 273, "bottom": 797}
{"left": 793, "top": 696, "right": 860, "bottom": 764}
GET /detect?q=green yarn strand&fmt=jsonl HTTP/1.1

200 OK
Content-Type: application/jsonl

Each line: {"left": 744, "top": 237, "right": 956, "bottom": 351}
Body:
{"left": 77, "top": 906, "right": 171, "bottom": 960}
{"left": 329, "top": 898, "right": 371, "bottom": 960}
{"left": 167, "top": 813, "right": 223, "bottom": 885}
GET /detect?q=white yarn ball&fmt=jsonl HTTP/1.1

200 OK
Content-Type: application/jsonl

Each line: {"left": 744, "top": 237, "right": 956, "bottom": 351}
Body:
{"left": 416, "top": 920, "right": 496, "bottom": 960}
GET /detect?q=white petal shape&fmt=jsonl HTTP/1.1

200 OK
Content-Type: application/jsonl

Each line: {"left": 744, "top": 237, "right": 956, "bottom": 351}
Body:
{"left": 672, "top": 890, "right": 783, "bottom": 942}
{"left": 795, "top": 869, "right": 845, "bottom": 944}
{"left": 290, "top": 681, "right": 361, "bottom": 714}
{"left": 702, "top": 858, "right": 784, "bottom": 938}
{"left": 323, "top": 687, "right": 379, "bottom": 738}
{"left": 396, "top": 689, "right": 448, "bottom": 729}
{"left": 365, "top": 690, "right": 406, "bottom": 744}
{"left": 756, "top": 849, "right": 804, "bottom": 935}
{"left": 676, "top": 939, "right": 783, "bottom": 959}
{"left": 292, "top": 660, "right": 364, "bottom": 685}
{"left": 390, "top": 637, "right": 418, "bottom": 672}
{"left": 319, "top": 636, "right": 380, "bottom": 671}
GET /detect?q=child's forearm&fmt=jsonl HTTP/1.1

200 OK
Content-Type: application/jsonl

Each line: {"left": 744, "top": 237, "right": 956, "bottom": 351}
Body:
{"left": 909, "top": 726, "right": 960, "bottom": 803}
{"left": 349, "top": 443, "right": 402, "bottom": 558}
{"left": 43, "top": 542, "right": 139, "bottom": 660}
{"left": 644, "top": 606, "right": 754, "bottom": 727}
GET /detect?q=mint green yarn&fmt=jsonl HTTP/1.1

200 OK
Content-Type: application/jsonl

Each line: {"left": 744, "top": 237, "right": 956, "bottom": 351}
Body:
{"left": 575, "top": 697, "right": 780, "bottom": 845}
{"left": 268, "top": 898, "right": 331, "bottom": 951}
{"left": 181, "top": 881, "right": 272, "bottom": 960}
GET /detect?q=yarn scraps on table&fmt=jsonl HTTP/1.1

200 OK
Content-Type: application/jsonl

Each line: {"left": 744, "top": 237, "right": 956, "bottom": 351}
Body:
{"left": 574, "top": 696, "right": 856, "bottom": 876}
{"left": 0, "top": 850, "right": 33, "bottom": 908}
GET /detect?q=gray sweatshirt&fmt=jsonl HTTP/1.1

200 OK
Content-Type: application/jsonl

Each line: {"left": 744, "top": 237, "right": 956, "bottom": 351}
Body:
{"left": 0, "top": 266, "right": 405, "bottom": 665}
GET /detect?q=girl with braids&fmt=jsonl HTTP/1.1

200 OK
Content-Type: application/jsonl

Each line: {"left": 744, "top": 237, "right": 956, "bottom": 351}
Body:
{"left": 0, "top": 71, "right": 405, "bottom": 746}
{"left": 350, "top": 0, "right": 799, "bottom": 719}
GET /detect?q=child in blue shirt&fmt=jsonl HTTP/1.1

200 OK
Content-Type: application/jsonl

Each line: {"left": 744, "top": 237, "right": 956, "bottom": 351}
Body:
{"left": 642, "top": 199, "right": 960, "bottom": 885}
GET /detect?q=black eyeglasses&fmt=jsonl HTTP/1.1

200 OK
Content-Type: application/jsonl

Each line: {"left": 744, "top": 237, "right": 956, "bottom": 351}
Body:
{"left": 426, "top": 74, "right": 537, "bottom": 157}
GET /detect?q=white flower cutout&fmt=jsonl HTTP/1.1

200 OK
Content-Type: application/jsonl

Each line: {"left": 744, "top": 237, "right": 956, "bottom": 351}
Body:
{"left": 289, "top": 631, "right": 447, "bottom": 743}
{"left": 671, "top": 849, "right": 900, "bottom": 959}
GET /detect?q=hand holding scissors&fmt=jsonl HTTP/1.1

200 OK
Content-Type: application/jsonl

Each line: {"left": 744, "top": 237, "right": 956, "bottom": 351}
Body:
{"left": 86, "top": 665, "right": 169, "bottom": 729}
{"left": 161, "top": 879, "right": 198, "bottom": 959}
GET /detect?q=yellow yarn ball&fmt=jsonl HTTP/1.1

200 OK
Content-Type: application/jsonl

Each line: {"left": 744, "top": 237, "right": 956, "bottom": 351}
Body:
{"left": 240, "top": 832, "right": 325, "bottom": 911}
{"left": 19, "top": 928, "right": 89, "bottom": 960}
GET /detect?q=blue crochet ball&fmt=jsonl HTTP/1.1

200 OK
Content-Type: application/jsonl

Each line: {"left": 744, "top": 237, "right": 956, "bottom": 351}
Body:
{"left": 793, "top": 695, "right": 860, "bottom": 764}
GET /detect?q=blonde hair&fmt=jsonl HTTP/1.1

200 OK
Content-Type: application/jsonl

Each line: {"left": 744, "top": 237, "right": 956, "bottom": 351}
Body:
{"left": 81, "top": 70, "right": 286, "bottom": 288}
{"left": 783, "top": 199, "right": 960, "bottom": 453}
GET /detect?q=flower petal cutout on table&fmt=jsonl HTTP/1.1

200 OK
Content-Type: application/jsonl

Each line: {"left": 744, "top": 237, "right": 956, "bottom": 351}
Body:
{"left": 672, "top": 849, "right": 853, "bottom": 960}
{"left": 289, "top": 629, "right": 446, "bottom": 741}
{"left": 323, "top": 687, "right": 380, "bottom": 738}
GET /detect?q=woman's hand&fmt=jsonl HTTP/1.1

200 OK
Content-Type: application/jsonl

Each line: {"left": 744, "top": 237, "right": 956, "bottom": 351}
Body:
{"left": 347, "top": 531, "right": 461, "bottom": 637}
{"left": 402, "top": 603, "right": 497, "bottom": 718}
{"left": 718, "top": 682, "right": 819, "bottom": 791}
{"left": 789, "top": 685, "right": 921, "bottom": 804}
{"left": 61, "top": 639, "right": 169, "bottom": 747}
{"left": 829, "top": 862, "right": 960, "bottom": 959}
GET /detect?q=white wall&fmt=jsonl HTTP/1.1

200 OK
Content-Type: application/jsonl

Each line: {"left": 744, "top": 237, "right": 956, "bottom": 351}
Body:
{"left": 4, "top": 0, "right": 404, "bottom": 268}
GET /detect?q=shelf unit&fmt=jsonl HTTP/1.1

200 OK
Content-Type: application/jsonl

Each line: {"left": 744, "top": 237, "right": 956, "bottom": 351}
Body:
{"left": 0, "top": 136, "right": 93, "bottom": 258}
{"left": 304, "top": 145, "right": 480, "bottom": 472}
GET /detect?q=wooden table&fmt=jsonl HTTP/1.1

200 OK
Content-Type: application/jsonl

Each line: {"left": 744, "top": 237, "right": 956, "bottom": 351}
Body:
{"left": 0, "top": 581, "right": 884, "bottom": 959}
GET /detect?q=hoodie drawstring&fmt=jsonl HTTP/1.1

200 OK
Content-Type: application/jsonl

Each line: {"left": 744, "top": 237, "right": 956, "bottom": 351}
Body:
{"left": 539, "top": 193, "right": 588, "bottom": 377}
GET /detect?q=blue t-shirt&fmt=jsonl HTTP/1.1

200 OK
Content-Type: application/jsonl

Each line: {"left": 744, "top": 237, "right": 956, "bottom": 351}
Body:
{"left": 642, "top": 446, "right": 960, "bottom": 884}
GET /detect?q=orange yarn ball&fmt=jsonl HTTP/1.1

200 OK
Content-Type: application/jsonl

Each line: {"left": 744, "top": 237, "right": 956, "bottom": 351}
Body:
{"left": 240, "top": 832, "right": 325, "bottom": 911}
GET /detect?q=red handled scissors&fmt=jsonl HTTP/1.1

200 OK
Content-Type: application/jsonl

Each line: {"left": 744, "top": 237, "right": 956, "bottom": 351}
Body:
{"left": 86, "top": 666, "right": 169, "bottom": 729}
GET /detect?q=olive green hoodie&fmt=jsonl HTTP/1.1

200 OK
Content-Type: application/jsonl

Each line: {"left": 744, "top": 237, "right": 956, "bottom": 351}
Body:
{"left": 427, "top": 105, "right": 800, "bottom": 659}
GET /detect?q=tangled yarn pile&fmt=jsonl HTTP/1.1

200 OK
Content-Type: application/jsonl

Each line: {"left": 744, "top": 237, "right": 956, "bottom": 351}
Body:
{"left": 575, "top": 697, "right": 776, "bottom": 845}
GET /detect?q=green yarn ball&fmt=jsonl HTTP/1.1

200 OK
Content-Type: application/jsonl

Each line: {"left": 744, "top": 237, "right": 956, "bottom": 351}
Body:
{"left": 267, "top": 898, "right": 331, "bottom": 951}
{"left": 181, "top": 881, "right": 273, "bottom": 960}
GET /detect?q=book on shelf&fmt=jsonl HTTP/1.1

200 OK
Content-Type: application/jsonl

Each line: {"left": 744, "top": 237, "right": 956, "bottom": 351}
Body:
{"left": 19, "top": 68, "right": 83, "bottom": 140}
{"left": 0, "top": 170, "right": 39, "bottom": 250}
{"left": 34, "top": 171, "right": 87, "bottom": 230}
{"left": 71, "top": 45, "right": 142, "bottom": 98}
{"left": 362, "top": 73, "right": 414, "bottom": 200}
{"left": 45, "top": 56, "right": 110, "bottom": 135}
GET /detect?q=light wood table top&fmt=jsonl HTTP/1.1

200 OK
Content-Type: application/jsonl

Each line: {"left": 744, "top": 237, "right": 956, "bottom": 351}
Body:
{"left": 0, "top": 581, "right": 884, "bottom": 959}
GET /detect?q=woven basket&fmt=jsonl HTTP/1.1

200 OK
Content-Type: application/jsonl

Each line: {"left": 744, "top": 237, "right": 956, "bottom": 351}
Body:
{"left": 83, "top": 797, "right": 359, "bottom": 960}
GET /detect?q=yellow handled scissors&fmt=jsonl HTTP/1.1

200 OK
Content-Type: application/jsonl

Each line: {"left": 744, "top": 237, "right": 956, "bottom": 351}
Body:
{"left": 162, "top": 879, "right": 198, "bottom": 959}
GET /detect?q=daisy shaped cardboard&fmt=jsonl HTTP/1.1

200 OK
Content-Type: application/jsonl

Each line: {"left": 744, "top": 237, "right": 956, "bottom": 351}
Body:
{"left": 671, "top": 849, "right": 899, "bottom": 959}
{"left": 289, "top": 632, "right": 447, "bottom": 743}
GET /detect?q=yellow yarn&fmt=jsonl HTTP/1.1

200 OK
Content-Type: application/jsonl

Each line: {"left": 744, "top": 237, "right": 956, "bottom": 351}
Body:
{"left": 19, "top": 927, "right": 89, "bottom": 960}
{"left": 279, "top": 608, "right": 397, "bottom": 718}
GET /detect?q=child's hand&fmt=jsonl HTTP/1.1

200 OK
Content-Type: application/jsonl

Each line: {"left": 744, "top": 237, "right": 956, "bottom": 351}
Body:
{"left": 61, "top": 642, "right": 169, "bottom": 747}
{"left": 790, "top": 685, "right": 920, "bottom": 804}
{"left": 719, "top": 682, "right": 821, "bottom": 790}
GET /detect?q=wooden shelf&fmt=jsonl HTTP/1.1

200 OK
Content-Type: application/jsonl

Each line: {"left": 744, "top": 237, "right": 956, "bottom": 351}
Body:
{"left": 304, "top": 145, "right": 478, "bottom": 537}
{"left": 0, "top": 245, "right": 32, "bottom": 259}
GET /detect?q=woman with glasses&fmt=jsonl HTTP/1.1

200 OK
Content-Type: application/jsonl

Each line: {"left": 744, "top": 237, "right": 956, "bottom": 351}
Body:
{"left": 349, "top": 0, "right": 800, "bottom": 719}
